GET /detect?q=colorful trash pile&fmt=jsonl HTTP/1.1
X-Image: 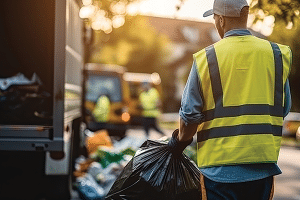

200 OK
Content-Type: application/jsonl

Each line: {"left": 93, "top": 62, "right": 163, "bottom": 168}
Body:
{"left": 73, "top": 130, "right": 148, "bottom": 200}
{"left": 73, "top": 129, "right": 198, "bottom": 200}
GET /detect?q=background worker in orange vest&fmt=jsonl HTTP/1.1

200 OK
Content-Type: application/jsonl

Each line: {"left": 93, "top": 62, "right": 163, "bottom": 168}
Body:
{"left": 167, "top": 0, "right": 292, "bottom": 199}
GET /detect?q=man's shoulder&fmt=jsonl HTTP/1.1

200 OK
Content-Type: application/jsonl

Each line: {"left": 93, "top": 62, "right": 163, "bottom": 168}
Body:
{"left": 276, "top": 42, "right": 292, "bottom": 52}
{"left": 193, "top": 46, "right": 209, "bottom": 59}
{"left": 193, "top": 39, "right": 224, "bottom": 58}
{"left": 256, "top": 37, "right": 291, "bottom": 51}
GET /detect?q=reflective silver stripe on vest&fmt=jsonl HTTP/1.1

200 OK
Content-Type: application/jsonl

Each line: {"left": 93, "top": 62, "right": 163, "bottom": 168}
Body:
{"left": 198, "top": 42, "right": 284, "bottom": 142}
{"left": 198, "top": 124, "right": 282, "bottom": 142}
{"left": 205, "top": 45, "right": 223, "bottom": 108}
{"left": 270, "top": 42, "right": 283, "bottom": 107}
{"left": 203, "top": 104, "right": 283, "bottom": 121}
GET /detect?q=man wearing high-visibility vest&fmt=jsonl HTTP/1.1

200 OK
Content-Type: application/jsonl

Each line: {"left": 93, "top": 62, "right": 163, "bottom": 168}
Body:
{"left": 139, "top": 82, "right": 165, "bottom": 138}
{"left": 92, "top": 91, "right": 111, "bottom": 131}
{"left": 93, "top": 95, "right": 110, "bottom": 123}
{"left": 167, "top": 0, "right": 292, "bottom": 199}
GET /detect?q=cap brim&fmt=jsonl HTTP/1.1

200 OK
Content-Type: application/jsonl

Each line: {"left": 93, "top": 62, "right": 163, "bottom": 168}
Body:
{"left": 203, "top": 9, "right": 213, "bottom": 17}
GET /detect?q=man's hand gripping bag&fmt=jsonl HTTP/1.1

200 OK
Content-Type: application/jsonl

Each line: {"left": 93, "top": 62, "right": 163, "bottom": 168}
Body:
{"left": 105, "top": 139, "right": 201, "bottom": 200}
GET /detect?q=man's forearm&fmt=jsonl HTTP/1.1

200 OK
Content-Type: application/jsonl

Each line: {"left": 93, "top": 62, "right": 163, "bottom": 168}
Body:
{"left": 178, "top": 117, "right": 199, "bottom": 142}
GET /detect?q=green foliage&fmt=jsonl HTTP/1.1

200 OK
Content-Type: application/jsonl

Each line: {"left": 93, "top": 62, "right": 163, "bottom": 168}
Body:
{"left": 90, "top": 15, "right": 172, "bottom": 104}
{"left": 250, "top": 0, "right": 300, "bottom": 25}
{"left": 90, "top": 15, "right": 171, "bottom": 71}
{"left": 268, "top": 20, "right": 297, "bottom": 49}
{"left": 94, "top": 0, "right": 139, "bottom": 19}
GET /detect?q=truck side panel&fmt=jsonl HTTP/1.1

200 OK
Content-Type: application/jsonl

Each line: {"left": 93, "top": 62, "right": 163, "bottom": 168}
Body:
{"left": 0, "top": 0, "right": 77, "bottom": 152}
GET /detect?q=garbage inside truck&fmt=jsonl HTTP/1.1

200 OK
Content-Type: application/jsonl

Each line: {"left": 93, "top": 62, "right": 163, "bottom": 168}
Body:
{"left": 0, "top": 73, "right": 52, "bottom": 125}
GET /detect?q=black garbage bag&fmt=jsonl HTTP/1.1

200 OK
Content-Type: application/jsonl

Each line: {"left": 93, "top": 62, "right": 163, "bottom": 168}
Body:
{"left": 0, "top": 73, "right": 52, "bottom": 125}
{"left": 105, "top": 139, "right": 201, "bottom": 200}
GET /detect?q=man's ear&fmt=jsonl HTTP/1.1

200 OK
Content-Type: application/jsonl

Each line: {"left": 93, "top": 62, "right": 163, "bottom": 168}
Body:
{"left": 220, "top": 15, "right": 225, "bottom": 28}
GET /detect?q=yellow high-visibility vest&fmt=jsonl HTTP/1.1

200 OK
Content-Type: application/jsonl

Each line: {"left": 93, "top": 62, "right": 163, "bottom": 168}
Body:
{"left": 194, "top": 35, "right": 291, "bottom": 168}
{"left": 139, "top": 88, "right": 160, "bottom": 118}
{"left": 93, "top": 95, "right": 110, "bottom": 123}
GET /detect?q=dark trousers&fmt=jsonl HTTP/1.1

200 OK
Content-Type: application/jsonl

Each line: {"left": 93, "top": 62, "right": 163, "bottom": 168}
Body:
{"left": 201, "top": 174, "right": 274, "bottom": 200}
{"left": 143, "top": 117, "right": 165, "bottom": 137}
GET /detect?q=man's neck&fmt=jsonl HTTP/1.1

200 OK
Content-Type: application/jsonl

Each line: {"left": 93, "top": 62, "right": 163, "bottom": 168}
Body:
{"left": 224, "top": 26, "right": 247, "bottom": 34}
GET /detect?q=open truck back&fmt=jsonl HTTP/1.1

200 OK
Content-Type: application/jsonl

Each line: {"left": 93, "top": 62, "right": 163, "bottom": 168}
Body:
{"left": 0, "top": 0, "right": 84, "bottom": 199}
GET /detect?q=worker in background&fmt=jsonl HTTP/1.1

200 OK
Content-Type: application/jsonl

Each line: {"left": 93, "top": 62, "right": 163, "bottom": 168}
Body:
{"left": 167, "top": 0, "right": 292, "bottom": 199}
{"left": 139, "top": 82, "right": 165, "bottom": 138}
{"left": 92, "top": 90, "right": 111, "bottom": 130}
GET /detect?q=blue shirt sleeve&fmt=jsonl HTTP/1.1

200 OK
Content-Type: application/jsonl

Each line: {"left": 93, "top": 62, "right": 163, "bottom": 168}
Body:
{"left": 179, "top": 60, "right": 205, "bottom": 125}
{"left": 283, "top": 79, "right": 291, "bottom": 117}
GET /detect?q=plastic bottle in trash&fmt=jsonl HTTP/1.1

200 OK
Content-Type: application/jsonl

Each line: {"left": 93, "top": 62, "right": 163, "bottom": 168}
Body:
{"left": 77, "top": 173, "right": 105, "bottom": 200}
{"left": 87, "top": 162, "right": 103, "bottom": 180}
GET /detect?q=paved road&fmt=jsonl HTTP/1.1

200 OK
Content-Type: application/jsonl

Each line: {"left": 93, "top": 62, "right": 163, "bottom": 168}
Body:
{"left": 274, "top": 146, "right": 300, "bottom": 200}
{"left": 72, "top": 128, "right": 300, "bottom": 200}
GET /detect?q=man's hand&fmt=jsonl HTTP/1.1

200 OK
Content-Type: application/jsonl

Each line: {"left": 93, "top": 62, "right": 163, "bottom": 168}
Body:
{"left": 167, "top": 129, "right": 193, "bottom": 157}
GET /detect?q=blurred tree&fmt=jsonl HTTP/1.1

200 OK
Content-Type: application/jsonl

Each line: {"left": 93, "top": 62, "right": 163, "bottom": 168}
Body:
{"left": 250, "top": 0, "right": 300, "bottom": 26}
{"left": 90, "top": 15, "right": 171, "bottom": 71}
{"left": 90, "top": 15, "right": 172, "bottom": 106}
{"left": 176, "top": 0, "right": 187, "bottom": 12}
{"left": 79, "top": 0, "right": 142, "bottom": 62}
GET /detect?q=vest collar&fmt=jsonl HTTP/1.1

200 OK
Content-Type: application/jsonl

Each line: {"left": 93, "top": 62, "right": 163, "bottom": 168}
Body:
{"left": 224, "top": 29, "right": 252, "bottom": 38}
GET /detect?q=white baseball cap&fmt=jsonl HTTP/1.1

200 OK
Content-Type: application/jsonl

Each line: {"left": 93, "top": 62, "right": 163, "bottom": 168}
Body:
{"left": 203, "top": 0, "right": 249, "bottom": 18}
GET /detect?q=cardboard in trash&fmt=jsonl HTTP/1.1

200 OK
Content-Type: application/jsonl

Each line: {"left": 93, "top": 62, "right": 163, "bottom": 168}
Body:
{"left": 86, "top": 130, "right": 113, "bottom": 155}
